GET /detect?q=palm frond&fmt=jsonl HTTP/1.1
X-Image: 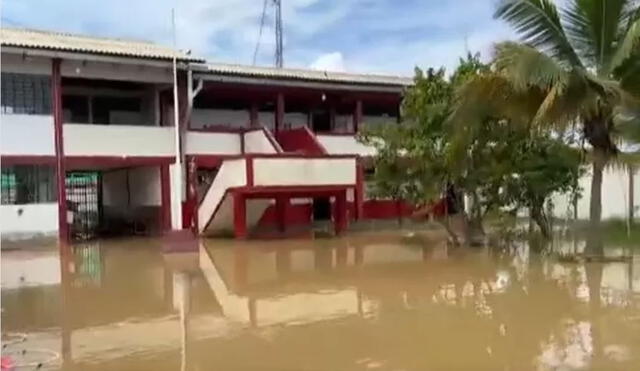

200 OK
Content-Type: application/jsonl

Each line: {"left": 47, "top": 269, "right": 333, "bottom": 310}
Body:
{"left": 495, "top": 0, "right": 583, "bottom": 67}
{"left": 609, "top": 17, "right": 640, "bottom": 73}
{"left": 493, "top": 42, "right": 569, "bottom": 91}
{"left": 563, "top": 0, "right": 629, "bottom": 73}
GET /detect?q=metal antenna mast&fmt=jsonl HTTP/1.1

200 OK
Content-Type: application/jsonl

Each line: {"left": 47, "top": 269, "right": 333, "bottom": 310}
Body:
{"left": 274, "top": 0, "right": 283, "bottom": 68}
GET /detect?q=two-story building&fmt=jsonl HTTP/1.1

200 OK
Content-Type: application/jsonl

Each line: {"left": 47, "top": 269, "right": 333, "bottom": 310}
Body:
{"left": 0, "top": 27, "right": 412, "bottom": 243}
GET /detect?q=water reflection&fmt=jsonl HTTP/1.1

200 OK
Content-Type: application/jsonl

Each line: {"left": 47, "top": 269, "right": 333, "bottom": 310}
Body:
{"left": 1, "top": 234, "right": 639, "bottom": 370}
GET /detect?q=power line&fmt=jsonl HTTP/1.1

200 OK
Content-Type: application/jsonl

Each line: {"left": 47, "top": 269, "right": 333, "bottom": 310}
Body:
{"left": 274, "top": 0, "right": 283, "bottom": 68}
{"left": 252, "top": 0, "right": 269, "bottom": 65}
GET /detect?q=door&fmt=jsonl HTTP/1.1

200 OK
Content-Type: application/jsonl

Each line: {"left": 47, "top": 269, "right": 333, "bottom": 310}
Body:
{"left": 312, "top": 110, "right": 331, "bottom": 132}
{"left": 313, "top": 197, "right": 331, "bottom": 221}
{"left": 66, "top": 172, "right": 101, "bottom": 240}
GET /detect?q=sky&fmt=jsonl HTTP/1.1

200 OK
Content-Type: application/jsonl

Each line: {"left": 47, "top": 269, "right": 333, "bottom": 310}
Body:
{"left": 2, "top": 0, "right": 518, "bottom": 76}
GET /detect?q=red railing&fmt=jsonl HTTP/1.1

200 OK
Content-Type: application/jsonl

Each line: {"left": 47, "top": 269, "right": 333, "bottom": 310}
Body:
{"left": 275, "top": 126, "right": 327, "bottom": 155}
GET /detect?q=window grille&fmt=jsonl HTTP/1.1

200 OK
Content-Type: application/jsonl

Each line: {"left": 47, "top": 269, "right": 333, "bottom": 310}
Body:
{"left": 1, "top": 73, "right": 52, "bottom": 115}
{"left": 0, "top": 165, "right": 56, "bottom": 204}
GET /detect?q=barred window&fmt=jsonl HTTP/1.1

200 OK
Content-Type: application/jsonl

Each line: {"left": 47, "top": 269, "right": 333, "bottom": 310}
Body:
{"left": 1, "top": 73, "right": 52, "bottom": 115}
{"left": 1, "top": 165, "right": 56, "bottom": 204}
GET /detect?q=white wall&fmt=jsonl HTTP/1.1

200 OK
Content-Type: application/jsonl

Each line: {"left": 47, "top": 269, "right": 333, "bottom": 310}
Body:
{"left": 552, "top": 167, "right": 640, "bottom": 220}
{"left": 0, "top": 203, "right": 58, "bottom": 239}
{"left": 253, "top": 158, "right": 356, "bottom": 186}
{"left": 199, "top": 159, "right": 247, "bottom": 232}
{"left": 103, "top": 167, "right": 161, "bottom": 208}
{"left": 316, "top": 135, "right": 377, "bottom": 156}
{"left": 244, "top": 130, "right": 278, "bottom": 154}
{"left": 0, "top": 114, "right": 55, "bottom": 156}
{"left": 191, "top": 109, "right": 248, "bottom": 129}
{"left": 64, "top": 124, "right": 175, "bottom": 157}
{"left": 1, "top": 54, "right": 52, "bottom": 75}
{"left": 186, "top": 132, "right": 242, "bottom": 155}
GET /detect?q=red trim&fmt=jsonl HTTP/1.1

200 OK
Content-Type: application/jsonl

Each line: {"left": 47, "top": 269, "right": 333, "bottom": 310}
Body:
{"left": 66, "top": 156, "right": 175, "bottom": 169}
{"left": 248, "top": 153, "right": 356, "bottom": 159}
{"left": 303, "top": 126, "right": 329, "bottom": 154}
{"left": 160, "top": 165, "right": 172, "bottom": 231}
{"left": 245, "top": 157, "right": 254, "bottom": 186}
{"left": 52, "top": 58, "right": 69, "bottom": 244}
{"left": 233, "top": 192, "right": 247, "bottom": 239}
{"left": 354, "top": 100, "right": 362, "bottom": 133}
{"left": 235, "top": 184, "right": 354, "bottom": 198}
{"left": 1, "top": 155, "right": 56, "bottom": 166}
{"left": 275, "top": 92, "right": 284, "bottom": 135}
{"left": 188, "top": 126, "right": 246, "bottom": 133}
{"left": 260, "top": 126, "right": 284, "bottom": 153}
{"left": 355, "top": 158, "right": 364, "bottom": 220}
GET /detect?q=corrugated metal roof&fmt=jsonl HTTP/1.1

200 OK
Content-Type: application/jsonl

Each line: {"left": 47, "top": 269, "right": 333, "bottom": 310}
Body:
{"left": 1, "top": 27, "right": 201, "bottom": 62}
{"left": 193, "top": 62, "right": 413, "bottom": 87}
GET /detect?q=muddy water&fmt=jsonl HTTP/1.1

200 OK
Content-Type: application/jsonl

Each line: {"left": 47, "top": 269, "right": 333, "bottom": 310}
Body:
{"left": 1, "top": 232, "right": 639, "bottom": 371}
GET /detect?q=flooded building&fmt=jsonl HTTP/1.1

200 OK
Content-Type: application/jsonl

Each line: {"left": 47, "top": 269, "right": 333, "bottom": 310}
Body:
{"left": 0, "top": 27, "right": 412, "bottom": 242}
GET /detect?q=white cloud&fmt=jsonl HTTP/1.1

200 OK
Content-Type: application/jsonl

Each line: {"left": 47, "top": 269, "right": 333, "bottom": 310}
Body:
{"left": 309, "top": 52, "right": 346, "bottom": 72}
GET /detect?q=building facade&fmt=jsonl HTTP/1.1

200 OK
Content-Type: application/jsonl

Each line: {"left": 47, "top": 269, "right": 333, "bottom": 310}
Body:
{"left": 0, "top": 28, "right": 413, "bottom": 242}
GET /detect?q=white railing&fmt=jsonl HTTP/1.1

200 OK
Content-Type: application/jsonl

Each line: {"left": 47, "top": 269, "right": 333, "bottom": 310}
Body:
{"left": 198, "top": 159, "right": 247, "bottom": 232}
{"left": 252, "top": 157, "right": 357, "bottom": 186}
{"left": 64, "top": 124, "right": 175, "bottom": 157}
{"left": 316, "top": 134, "right": 377, "bottom": 156}
{"left": 0, "top": 114, "right": 55, "bottom": 156}
{"left": 186, "top": 131, "right": 242, "bottom": 155}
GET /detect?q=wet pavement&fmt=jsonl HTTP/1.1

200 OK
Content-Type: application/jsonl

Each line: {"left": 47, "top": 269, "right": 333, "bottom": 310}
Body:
{"left": 1, "top": 231, "right": 639, "bottom": 370}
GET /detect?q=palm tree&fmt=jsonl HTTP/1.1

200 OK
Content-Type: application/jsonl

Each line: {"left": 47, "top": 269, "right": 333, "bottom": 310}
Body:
{"left": 455, "top": 0, "right": 639, "bottom": 254}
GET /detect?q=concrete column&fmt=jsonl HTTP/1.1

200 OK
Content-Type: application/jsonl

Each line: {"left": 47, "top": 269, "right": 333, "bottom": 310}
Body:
{"left": 334, "top": 191, "right": 348, "bottom": 235}
{"left": 51, "top": 58, "right": 69, "bottom": 244}
{"left": 233, "top": 192, "right": 247, "bottom": 239}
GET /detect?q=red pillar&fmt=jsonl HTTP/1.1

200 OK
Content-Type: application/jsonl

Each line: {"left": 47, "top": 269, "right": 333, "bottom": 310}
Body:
{"left": 354, "top": 159, "right": 364, "bottom": 220}
{"left": 233, "top": 192, "right": 247, "bottom": 239}
{"left": 186, "top": 157, "right": 198, "bottom": 233}
{"left": 334, "top": 191, "right": 348, "bottom": 235}
{"left": 160, "top": 165, "right": 172, "bottom": 232}
{"left": 275, "top": 92, "right": 284, "bottom": 134}
{"left": 353, "top": 100, "right": 362, "bottom": 133}
{"left": 52, "top": 58, "right": 69, "bottom": 244}
{"left": 250, "top": 102, "right": 259, "bottom": 128}
{"left": 275, "top": 196, "right": 288, "bottom": 233}
{"left": 329, "top": 104, "right": 336, "bottom": 131}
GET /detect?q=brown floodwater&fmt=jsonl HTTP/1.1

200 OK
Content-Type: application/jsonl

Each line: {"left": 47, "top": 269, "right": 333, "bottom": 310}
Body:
{"left": 1, "top": 230, "right": 639, "bottom": 371}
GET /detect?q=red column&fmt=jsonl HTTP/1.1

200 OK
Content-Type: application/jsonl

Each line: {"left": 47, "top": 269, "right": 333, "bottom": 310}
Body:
{"left": 275, "top": 196, "right": 288, "bottom": 233}
{"left": 334, "top": 190, "right": 348, "bottom": 235}
{"left": 275, "top": 92, "right": 284, "bottom": 134}
{"left": 353, "top": 100, "right": 362, "bottom": 133}
{"left": 329, "top": 104, "right": 336, "bottom": 131}
{"left": 354, "top": 159, "right": 364, "bottom": 220}
{"left": 160, "top": 165, "right": 172, "bottom": 232}
{"left": 250, "top": 102, "right": 259, "bottom": 128}
{"left": 186, "top": 157, "right": 198, "bottom": 233}
{"left": 233, "top": 192, "right": 247, "bottom": 239}
{"left": 52, "top": 58, "right": 69, "bottom": 244}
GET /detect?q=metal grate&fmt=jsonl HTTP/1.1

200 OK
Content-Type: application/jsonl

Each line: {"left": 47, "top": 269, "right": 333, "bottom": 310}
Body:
{"left": 0, "top": 165, "right": 56, "bottom": 204}
{"left": 66, "top": 172, "right": 101, "bottom": 240}
{"left": 1, "top": 72, "right": 52, "bottom": 114}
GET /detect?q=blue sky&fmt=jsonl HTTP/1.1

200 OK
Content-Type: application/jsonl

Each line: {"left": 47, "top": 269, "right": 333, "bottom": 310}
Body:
{"left": 2, "top": 0, "right": 517, "bottom": 76}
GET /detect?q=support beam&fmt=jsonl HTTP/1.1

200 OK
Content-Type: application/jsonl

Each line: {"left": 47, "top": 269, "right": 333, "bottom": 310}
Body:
{"left": 52, "top": 58, "right": 69, "bottom": 244}
{"left": 186, "top": 157, "right": 198, "bottom": 233}
{"left": 233, "top": 192, "right": 247, "bottom": 239}
{"left": 353, "top": 100, "right": 362, "bottom": 133}
{"left": 275, "top": 196, "right": 289, "bottom": 233}
{"left": 275, "top": 92, "right": 285, "bottom": 134}
{"left": 160, "top": 165, "right": 172, "bottom": 231}
{"left": 250, "top": 102, "right": 259, "bottom": 128}
{"left": 334, "top": 191, "right": 348, "bottom": 235}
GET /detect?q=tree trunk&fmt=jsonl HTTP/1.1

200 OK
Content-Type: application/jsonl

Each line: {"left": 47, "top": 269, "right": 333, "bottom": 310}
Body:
{"left": 531, "top": 206, "right": 551, "bottom": 239}
{"left": 629, "top": 165, "right": 635, "bottom": 227}
{"left": 586, "top": 148, "right": 607, "bottom": 257}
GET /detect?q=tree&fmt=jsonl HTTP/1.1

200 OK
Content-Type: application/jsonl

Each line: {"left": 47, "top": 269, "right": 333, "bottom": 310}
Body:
{"left": 456, "top": 0, "right": 640, "bottom": 254}
{"left": 360, "top": 54, "right": 582, "bottom": 241}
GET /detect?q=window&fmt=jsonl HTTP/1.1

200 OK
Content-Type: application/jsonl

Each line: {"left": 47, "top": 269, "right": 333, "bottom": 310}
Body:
{"left": 1, "top": 165, "right": 56, "bottom": 204}
{"left": 1, "top": 73, "right": 52, "bottom": 114}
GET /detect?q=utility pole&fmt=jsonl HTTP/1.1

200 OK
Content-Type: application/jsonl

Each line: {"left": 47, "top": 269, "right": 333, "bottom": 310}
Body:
{"left": 274, "top": 0, "right": 283, "bottom": 68}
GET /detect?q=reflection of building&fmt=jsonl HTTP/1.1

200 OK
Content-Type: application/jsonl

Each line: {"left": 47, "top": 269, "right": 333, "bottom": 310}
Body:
{"left": 0, "top": 27, "right": 412, "bottom": 243}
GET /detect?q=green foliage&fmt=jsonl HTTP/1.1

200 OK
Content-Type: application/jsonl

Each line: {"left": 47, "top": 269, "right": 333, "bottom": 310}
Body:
{"left": 359, "top": 53, "right": 584, "bottom": 238}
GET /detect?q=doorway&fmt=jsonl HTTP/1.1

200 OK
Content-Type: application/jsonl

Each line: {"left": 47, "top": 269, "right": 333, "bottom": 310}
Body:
{"left": 312, "top": 110, "right": 331, "bottom": 132}
{"left": 313, "top": 197, "right": 331, "bottom": 221}
{"left": 66, "top": 172, "right": 102, "bottom": 240}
